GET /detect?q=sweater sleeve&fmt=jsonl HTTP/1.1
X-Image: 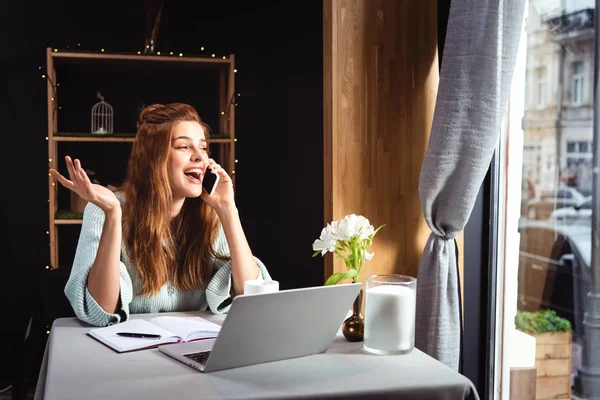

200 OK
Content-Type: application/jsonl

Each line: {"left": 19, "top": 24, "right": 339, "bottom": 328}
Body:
{"left": 205, "top": 224, "right": 271, "bottom": 314}
{"left": 64, "top": 202, "right": 133, "bottom": 327}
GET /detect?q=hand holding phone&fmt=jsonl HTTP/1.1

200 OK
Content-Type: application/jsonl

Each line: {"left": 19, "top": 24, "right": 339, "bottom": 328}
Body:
{"left": 202, "top": 169, "right": 220, "bottom": 195}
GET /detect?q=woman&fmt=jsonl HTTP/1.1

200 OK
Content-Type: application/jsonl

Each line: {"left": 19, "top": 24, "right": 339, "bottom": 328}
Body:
{"left": 49, "top": 103, "right": 270, "bottom": 327}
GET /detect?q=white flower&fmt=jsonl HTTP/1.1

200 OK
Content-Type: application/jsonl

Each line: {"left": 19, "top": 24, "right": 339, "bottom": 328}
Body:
{"left": 312, "top": 224, "right": 337, "bottom": 255}
{"left": 333, "top": 214, "right": 374, "bottom": 240}
{"left": 313, "top": 214, "right": 384, "bottom": 285}
{"left": 357, "top": 217, "right": 374, "bottom": 240}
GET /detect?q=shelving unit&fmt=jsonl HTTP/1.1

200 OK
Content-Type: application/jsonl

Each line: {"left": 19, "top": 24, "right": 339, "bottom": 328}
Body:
{"left": 46, "top": 48, "right": 236, "bottom": 269}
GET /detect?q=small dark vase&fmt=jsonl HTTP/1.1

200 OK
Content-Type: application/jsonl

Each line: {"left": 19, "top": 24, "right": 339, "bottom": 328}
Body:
{"left": 342, "top": 287, "right": 364, "bottom": 342}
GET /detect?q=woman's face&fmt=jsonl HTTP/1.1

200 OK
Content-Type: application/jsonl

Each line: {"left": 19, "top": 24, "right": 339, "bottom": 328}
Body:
{"left": 167, "top": 121, "right": 210, "bottom": 200}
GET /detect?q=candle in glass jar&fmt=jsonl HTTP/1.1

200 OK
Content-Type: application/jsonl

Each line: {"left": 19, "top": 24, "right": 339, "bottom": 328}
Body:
{"left": 364, "top": 284, "right": 416, "bottom": 353}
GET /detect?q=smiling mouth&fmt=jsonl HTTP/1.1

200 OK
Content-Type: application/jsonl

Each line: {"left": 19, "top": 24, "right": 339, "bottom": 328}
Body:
{"left": 184, "top": 171, "right": 201, "bottom": 179}
{"left": 184, "top": 171, "right": 202, "bottom": 183}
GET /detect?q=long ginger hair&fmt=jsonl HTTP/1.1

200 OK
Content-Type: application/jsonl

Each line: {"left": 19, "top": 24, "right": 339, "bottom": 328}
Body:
{"left": 123, "top": 103, "right": 226, "bottom": 296}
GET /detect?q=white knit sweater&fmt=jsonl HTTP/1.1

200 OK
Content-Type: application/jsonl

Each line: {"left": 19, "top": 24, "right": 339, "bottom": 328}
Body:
{"left": 64, "top": 200, "right": 270, "bottom": 327}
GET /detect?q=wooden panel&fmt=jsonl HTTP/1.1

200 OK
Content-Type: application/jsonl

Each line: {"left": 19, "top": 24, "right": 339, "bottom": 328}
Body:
{"left": 54, "top": 219, "right": 83, "bottom": 225}
{"left": 323, "top": 0, "right": 439, "bottom": 281}
{"left": 47, "top": 47, "right": 59, "bottom": 270}
{"left": 535, "top": 376, "right": 571, "bottom": 399}
{"left": 535, "top": 359, "right": 570, "bottom": 377}
{"left": 228, "top": 54, "right": 236, "bottom": 182}
{"left": 54, "top": 136, "right": 135, "bottom": 143}
{"left": 51, "top": 50, "right": 231, "bottom": 67}
{"left": 533, "top": 331, "right": 571, "bottom": 400}
{"left": 510, "top": 367, "right": 537, "bottom": 400}
{"left": 536, "top": 344, "right": 571, "bottom": 360}
{"left": 535, "top": 331, "right": 571, "bottom": 345}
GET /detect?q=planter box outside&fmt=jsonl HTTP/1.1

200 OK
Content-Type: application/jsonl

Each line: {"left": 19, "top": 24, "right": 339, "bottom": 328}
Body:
{"left": 534, "top": 331, "right": 571, "bottom": 399}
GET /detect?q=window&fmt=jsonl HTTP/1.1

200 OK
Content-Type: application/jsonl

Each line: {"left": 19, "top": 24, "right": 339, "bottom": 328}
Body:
{"left": 536, "top": 67, "right": 547, "bottom": 107}
{"left": 578, "top": 141, "right": 589, "bottom": 153}
{"left": 572, "top": 61, "right": 585, "bottom": 105}
{"left": 501, "top": 2, "right": 595, "bottom": 399}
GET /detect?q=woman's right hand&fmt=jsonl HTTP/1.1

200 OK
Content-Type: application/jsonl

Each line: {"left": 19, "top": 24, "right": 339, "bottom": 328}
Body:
{"left": 49, "top": 156, "right": 121, "bottom": 215}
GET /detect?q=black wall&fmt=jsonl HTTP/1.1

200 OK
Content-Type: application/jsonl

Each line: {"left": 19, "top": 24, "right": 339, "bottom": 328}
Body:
{"left": 1, "top": 0, "right": 324, "bottom": 387}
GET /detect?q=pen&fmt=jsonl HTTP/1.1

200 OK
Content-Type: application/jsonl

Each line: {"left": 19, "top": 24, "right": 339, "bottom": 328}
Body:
{"left": 116, "top": 332, "right": 162, "bottom": 339}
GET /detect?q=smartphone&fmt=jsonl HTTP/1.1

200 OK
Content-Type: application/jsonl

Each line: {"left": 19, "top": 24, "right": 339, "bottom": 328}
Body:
{"left": 202, "top": 170, "right": 220, "bottom": 195}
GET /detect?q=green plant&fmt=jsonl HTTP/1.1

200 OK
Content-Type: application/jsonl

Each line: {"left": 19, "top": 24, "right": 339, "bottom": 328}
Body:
{"left": 515, "top": 310, "right": 572, "bottom": 334}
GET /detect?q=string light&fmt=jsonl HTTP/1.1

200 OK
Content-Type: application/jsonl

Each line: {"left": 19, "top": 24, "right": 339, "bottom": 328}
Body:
{"left": 170, "top": 52, "right": 173, "bottom": 55}
{"left": 39, "top": 46, "right": 242, "bottom": 273}
{"left": 237, "top": 93, "right": 241, "bottom": 97}
{"left": 46, "top": 330, "right": 50, "bottom": 335}
{"left": 157, "top": 51, "right": 161, "bottom": 55}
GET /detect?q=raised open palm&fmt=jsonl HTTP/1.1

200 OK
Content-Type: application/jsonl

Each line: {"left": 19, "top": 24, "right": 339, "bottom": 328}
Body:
{"left": 49, "top": 156, "right": 121, "bottom": 214}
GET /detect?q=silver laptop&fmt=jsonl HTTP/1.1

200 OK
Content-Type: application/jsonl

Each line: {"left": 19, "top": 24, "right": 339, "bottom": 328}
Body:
{"left": 159, "top": 283, "right": 361, "bottom": 372}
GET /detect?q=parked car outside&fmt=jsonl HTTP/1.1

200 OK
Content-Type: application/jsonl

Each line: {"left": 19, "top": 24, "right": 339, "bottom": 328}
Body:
{"left": 550, "top": 195, "right": 592, "bottom": 224}
{"left": 518, "top": 219, "right": 591, "bottom": 344}
{"left": 526, "top": 187, "right": 587, "bottom": 220}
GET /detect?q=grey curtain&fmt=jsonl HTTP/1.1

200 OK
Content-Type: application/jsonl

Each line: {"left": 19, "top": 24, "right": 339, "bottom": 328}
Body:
{"left": 415, "top": 0, "right": 526, "bottom": 370}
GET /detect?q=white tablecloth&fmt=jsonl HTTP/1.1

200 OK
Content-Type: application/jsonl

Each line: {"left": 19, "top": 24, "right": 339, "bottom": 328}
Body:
{"left": 34, "top": 311, "right": 478, "bottom": 400}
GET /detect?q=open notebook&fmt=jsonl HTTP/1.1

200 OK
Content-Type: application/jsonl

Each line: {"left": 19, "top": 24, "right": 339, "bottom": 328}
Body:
{"left": 87, "top": 316, "right": 222, "bottom": 353}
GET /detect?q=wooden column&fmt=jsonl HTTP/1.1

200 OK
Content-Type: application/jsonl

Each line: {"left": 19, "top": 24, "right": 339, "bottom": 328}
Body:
{"left": 323, "top": 0, "right": 439, "bottom": 281}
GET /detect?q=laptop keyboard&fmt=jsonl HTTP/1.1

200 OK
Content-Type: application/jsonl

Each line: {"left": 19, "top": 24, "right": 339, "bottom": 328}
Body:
{"left": 183, "top": 351, "right": 211, "bottom": 366}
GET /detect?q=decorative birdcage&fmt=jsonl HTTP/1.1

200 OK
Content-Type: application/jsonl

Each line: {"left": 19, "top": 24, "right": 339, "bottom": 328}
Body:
{"left": 91, "top": 92, "right": 113, "bottom": 134}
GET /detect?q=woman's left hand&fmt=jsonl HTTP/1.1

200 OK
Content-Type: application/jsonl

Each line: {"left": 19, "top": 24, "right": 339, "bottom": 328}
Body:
{"left": 201, "top": 159, "right": 235, "bottom": 213}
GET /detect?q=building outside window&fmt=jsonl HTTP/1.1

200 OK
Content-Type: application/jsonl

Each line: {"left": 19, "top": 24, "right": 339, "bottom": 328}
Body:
{"left": 501, "top": 0, "right": 596, "bottom": 399}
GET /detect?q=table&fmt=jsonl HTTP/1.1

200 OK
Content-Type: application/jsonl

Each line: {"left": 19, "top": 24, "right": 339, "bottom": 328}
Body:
{"left": 34, "top": 311, "right": 479, "bottom": 400}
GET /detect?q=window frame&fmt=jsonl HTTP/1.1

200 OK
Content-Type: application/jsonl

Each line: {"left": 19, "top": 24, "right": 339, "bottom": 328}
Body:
{"left": 572, "top": 60, "right": 585, "bottom": 105}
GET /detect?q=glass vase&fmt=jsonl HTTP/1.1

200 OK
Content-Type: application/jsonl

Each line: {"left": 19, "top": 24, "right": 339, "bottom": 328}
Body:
{"left": 363, "top": 274, "right": 417, "bottom": 355}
